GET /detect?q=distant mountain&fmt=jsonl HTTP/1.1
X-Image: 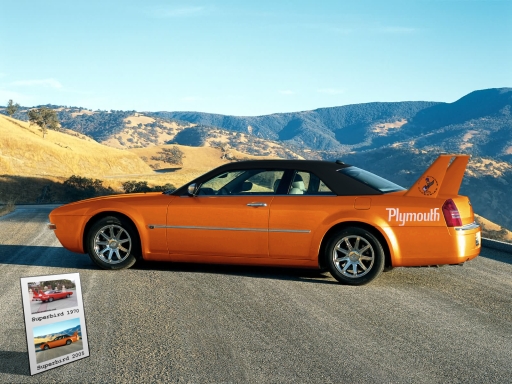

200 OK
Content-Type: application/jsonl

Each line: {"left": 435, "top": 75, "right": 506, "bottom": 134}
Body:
{"left": 150, "top": 101, "right": 440, "bottom": 151}
{"left": 148, "top": 88, "right": 511, "bottom": 160}
{"left": 371, "top": 88, "right": 512, "bottom": 159}
{"left": 35, "top": 325, "right": 82, "bottom": 341}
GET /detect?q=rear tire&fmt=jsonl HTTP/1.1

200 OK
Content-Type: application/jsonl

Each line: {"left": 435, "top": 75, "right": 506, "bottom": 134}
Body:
{"left": 325, "top": 227, "right": 385, "bottom": 285}
{"left": 86, "top": 216, "right": 139, "bottom": 270}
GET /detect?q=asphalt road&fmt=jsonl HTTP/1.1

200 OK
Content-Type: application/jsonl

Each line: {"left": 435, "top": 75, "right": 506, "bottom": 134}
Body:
{"left": 0, "top": 206, "right": 511, "bottom": 383}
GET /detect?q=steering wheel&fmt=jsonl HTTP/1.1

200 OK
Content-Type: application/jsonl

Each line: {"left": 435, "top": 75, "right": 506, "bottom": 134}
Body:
{"left": 218, "top": 187, "right": 230, "bottom": 195}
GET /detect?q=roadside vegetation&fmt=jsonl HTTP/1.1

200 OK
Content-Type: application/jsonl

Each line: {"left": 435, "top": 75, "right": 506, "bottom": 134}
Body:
{"left": 0, "top": 201, "right": 15, "bottom": 217}
{"left": 0, "top": 175, "right": 176, "bottom": 205}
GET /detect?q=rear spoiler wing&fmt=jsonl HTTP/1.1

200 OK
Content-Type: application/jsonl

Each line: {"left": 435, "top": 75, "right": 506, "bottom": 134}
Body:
{"left": 405, "top": 154, "right": 470, "bottom": 198}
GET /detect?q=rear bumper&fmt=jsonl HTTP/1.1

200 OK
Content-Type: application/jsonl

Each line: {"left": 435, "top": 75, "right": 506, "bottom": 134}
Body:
{"left": 389, "top": 223, "right": 481, "bottom": 267}
{"left": 450, "top": 223, "right": 481, "bottom": 262}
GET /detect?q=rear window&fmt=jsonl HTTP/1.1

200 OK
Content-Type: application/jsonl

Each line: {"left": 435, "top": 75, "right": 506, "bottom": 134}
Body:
{"left": 338, "top": 167, "right": 405, "bottom": 193}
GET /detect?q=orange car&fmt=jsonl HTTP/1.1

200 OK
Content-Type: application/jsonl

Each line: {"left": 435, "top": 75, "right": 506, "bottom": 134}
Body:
{"left": 48, "top": 154, "right": 480, "bottom": 285}
{"left": 40, "top": 331, "right": 79, "bottom": 350}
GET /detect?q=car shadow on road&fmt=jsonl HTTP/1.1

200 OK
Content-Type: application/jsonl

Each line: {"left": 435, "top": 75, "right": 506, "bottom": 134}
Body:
{"left": 133, "top": 260, "right": 339, "bottom": 285}
{"left": 0, "top": 245, "right": 95, "bottom": 270}
{"left": 0, "top": 351, "right": 30, "bottom": 376}
{"left": 481, "top": 250, "right": 512, "bottom": 265}
{"left": 0, "top": 244, "right": 338, "bottom": 284}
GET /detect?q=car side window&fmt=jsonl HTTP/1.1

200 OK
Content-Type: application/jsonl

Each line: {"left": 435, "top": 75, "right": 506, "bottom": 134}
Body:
{"left": 288, "top": 171, "right": 334, "bottom": 195}
{"left": 197, "top": 169, "right": 284, "bottom": 195}
{"left": 197, "top": 171, "right": 244, "bottom": 195}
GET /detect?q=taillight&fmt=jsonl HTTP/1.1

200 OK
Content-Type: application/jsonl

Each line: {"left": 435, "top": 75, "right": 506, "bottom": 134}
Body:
{"left": 442, "top": 199, "right": 462, "bottom": 227}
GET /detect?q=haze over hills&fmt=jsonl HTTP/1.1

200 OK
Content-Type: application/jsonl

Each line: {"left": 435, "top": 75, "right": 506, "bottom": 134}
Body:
{"left": 1, "top": 87, "right": 511, "bottom": 230}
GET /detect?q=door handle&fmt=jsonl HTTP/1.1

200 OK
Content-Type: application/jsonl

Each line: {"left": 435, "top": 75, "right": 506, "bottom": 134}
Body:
{"left": 247, "top": 202, "right": 267, "bottom": 207}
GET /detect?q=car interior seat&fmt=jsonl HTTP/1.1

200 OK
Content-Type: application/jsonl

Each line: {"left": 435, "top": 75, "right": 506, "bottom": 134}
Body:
{"left": 289, "top": 174, "right": 307, "bottom": 194}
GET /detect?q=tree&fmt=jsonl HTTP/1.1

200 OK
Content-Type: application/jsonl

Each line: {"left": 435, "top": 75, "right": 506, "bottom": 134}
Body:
{"left": 6, "top": 99, "right": 20, "bottom": 117}
{"left": 27, "top": 107, "right": 60, "bottom": 138}
{"left": 63, "top": 175, "right": 113, "bottom": 201}
{"left": 151, "top": 146, "right": 185, "bottom": 166}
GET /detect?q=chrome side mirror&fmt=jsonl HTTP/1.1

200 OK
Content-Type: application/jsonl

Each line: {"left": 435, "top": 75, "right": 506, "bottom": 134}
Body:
{"left": 187, "top": 183, "right": 198, "bottom": 196}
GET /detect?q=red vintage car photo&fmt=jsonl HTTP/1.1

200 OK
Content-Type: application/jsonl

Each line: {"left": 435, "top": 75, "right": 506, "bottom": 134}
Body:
{"left": 32, "top": 289, "right": 73, "bottom": 303}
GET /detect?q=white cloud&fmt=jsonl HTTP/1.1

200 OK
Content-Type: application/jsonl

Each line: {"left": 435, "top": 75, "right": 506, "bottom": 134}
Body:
{"left": 149, "top": 6, "right": 205, "bottom": 18}
{"left": 317, "top": 88, "right": 344, "bottom": 95}
{"left": 11, "top": 78, "right": 63, "bottom": 89}
{"left": 279, "top": 90, "right": 295, "bottom": 95}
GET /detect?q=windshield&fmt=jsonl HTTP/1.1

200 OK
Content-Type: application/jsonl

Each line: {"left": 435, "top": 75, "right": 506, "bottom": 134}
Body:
{"left": 339, "top": 167, "right": 405, "bottom": 193}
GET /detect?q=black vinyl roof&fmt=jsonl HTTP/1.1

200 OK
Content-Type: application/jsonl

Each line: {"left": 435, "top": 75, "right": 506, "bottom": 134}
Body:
{"left": 172, "top": 160, "right": 383, "bottom": 196}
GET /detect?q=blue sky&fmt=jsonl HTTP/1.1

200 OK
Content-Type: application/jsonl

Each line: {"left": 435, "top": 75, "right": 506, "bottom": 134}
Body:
{"left": 1, "top": 0, "right": 510, "bottom": 116}
{"left": 33, "top": 317, "right": 80, "bottom": 337}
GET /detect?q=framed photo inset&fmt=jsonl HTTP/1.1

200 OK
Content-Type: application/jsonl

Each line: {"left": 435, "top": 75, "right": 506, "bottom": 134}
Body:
{"left": 20, "top": 273, "right": 89, "bottom": 375}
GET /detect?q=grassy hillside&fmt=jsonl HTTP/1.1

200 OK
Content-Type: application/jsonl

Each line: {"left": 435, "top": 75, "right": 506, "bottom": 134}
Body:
{"left": 0, "top": 114, "right": 152, "bottom": 178}
{"left": 475, "top": 214, "right": 512, "bottom": 242}
{"left": 125, "top": 143, "right": 280, "bottom": 188}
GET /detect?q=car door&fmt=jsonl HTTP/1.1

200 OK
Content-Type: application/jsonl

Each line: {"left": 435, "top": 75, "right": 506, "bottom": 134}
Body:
{"left": 269, "top": 170, "right": 338, "bottom": 260}
{"left": 167, "top": 169, "right": 284, "bottom": 259}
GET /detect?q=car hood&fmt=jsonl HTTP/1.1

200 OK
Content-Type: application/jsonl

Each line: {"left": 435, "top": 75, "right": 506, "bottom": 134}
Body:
{"left": 50, "top": 192, "right": 168, "bottom": 216}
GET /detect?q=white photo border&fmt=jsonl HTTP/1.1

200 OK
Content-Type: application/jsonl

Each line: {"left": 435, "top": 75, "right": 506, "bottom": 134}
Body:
{"left": 20, "top": 272, "right": 90, "bottom": 375}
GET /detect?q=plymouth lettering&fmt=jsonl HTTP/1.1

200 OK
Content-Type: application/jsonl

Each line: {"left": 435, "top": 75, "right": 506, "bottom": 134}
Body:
{"left": 386, "top": 208, "right": 440, "bottom": 226}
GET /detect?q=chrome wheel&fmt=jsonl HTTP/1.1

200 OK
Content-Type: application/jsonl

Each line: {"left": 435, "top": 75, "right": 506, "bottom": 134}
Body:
{"left": 325, "top": 228, "right": 385, "bottom": 285}
{"left": 332, "top": 235, "right": 375, "bottom": 278}
{"left": 93, "top": 224, "right": 132, "bottom": 264}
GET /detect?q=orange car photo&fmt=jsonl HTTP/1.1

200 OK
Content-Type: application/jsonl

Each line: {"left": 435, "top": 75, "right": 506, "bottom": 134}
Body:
{"left": 40, "top": 331, "right": 79, "bottom": 350}
{"left": 48, "top": 154, "right": 481, "bottom": 285}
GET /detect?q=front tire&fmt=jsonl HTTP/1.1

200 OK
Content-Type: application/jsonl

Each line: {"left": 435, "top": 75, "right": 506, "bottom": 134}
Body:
{"left": 66, "top": 339, "right": 71, "bottom": 345}
{"left": 325, "top": 227, "right": 385, "bottom": 285}
{"left": 43, "top": 344, "right": 49, "bottom": 350}
{"left": 48, "top": 298, "right": 54, "bottom": 302}
{"left": 86, "top": 216, "right": 139, "bottom": 270}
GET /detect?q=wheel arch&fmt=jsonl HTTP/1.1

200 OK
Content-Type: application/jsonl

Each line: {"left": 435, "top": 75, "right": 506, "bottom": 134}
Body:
{"left": 318, "top": 221, "right": 392, "bottom": 270}
{"left": 82, "top": 211, "right": 143, "bottom": 258}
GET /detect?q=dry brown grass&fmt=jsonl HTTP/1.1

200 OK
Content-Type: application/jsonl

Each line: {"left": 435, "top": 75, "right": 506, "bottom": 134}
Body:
{"left": 466, "top": 158, "right": 512, "bottom": 178}
{"left": 372, "top": 120, "right": 408, "bottom": 135}
{"left": 0, "top": 114, "right": 152, "bottom": 178}
{"left": 475, "top": 214, "right": 512, "bottom": 242}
